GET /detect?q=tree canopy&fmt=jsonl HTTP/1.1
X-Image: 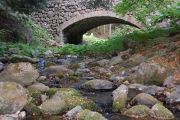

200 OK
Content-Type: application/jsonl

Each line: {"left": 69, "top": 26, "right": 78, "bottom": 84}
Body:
{"left": 114, "top": 0, "right": 179, "bottom": 25}
{"left": 0, "top": 0, "right": 48, "bottom": 14}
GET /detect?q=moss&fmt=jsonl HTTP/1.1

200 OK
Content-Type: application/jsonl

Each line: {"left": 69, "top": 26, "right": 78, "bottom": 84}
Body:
{"left": 24, "top": 102, "right": 42, "bottom": 116}
{"left": 123, "top": 105, "right": 150, "bottom": 118}
{"left": 150, "top": 103, "right": 174, "bottom": 119}
{"left": 112, "top": 96, "right": 128, "bottom": 112}
{"left": 65, "top": 96, "right": 99, "bottom": 111}
{"left": 46, "top": 88, "right": 58, "bottom": 98}
{"left": 58, "top": 88, "right": 81, "bottom": 97}
{"left": 77, "top": 109, "right": 105, "bottom": 120}
{"left": 29, "top": 90, "right": 42, "bottom": 105}
{"left": 3, "top": 82, "right": 17, "bottom": 90}
{"left": 66, "top": 75, "right": 79, "bottom": 82}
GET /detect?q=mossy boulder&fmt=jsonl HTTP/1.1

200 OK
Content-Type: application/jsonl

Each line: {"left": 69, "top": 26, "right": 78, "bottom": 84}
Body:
{"left": 80, "top": 79, "right": 114, "bottom": 91}
{"left": 0, "top": 62, "right": 39, "bottom": 86}
{"left": 150, "top": 103, "right": 174, "bottom": 120}
{"left": 76, "top": 109, "right": 107, "bottom": 120}
{"left": 39, "top": 97, "right": 67, "bottom": 115}
{"left": 130, "top": 93, "right": 161, "bottom": 108}
{"left": 52, "top": 88, "right": 81, "bottom": 99}
{"left": 65, "top": 96, "right": 98, "bottom": 111}
{"left": 112, "top": 85, "right": 128, "bottom": 112}
{"left": 123, "top": 105, "right": 150, "bottom": 118}
{"left": 0, "top": 82, "right": 28, "bottom": 114}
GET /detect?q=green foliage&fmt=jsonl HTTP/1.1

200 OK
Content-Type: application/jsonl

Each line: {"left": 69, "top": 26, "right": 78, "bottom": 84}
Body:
{"left": 83, "top": 34, "right": 107, "bottom": 45}
{"left": 26, "top": 20, "right": 54, "bottom": 46}
{"left": 112, "top": 25, "right": 140, "bottom": 36}
{"left": 114, "top": 0, "right": 177, "bottom": 26}
{"left": 1, "top": 26, "right": 179, "bottom": 57}
{"left": 0, "top": 0, "right": 48, "bottom": 14}
{"left": 151, "top": 2, "right": 180, "bottom": 25}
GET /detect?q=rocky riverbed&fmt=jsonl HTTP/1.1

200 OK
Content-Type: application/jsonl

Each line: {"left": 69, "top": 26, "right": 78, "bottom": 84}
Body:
{"left": 0, "top": 35, "right": 179, "bottom": 120}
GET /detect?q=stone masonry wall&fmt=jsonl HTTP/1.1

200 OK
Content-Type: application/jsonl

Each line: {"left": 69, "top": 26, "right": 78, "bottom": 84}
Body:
{"left": 31, "top": 0, "right": 116, "bottom": 37}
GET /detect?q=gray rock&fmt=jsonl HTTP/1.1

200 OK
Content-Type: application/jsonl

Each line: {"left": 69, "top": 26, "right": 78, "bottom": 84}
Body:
{"left": 0, "top": 111, "right": 26, "bottom": 120}
{"left": 110, "top": 55, "right": 123, "bottom": 65}
{"left": 80, "top": 79, "right": 114, "bottom": 90}
{"left": 150, "top": 103, "right": 174, "bottom": 120}
{"left": 112, "top": 84, "right": 128, "bottom": 112}
{"left": 163, "top": 76, "right": 175, "bottom": 88}
{"left": 166, "top": 85, "right": 180, "bottom": 111}
{"left": 129, "top": 83, "right": 147, "bottom": 91}
{"left": 129, "top": 62, "right": 168, "bottom": 85}
{"left": 143, "top": 85, "right": 165, "bottom": 95}
{"left": 0, "top": 62, "right": 39, "bottom": 86}
{"left": 42, "top": 65, "right": 74, "bottom": 76}
{"left": 65, "top": 106, "right": 83, "bottom": 120}
{"left": 28, "top": 83, "right": 49, "bottom": 92}
{"left": 130, "top": 93, "right": 160, "bottom": 108}
{"left": 110, "top": 75, "right": 126, "bottom": 86}
{"left": 0, "top": 82, "right": 28, "bottom": 114}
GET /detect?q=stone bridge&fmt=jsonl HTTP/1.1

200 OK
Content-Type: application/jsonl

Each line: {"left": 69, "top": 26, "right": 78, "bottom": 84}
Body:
{"left": 32, "top": 0, "right": 143, "bottom": 44}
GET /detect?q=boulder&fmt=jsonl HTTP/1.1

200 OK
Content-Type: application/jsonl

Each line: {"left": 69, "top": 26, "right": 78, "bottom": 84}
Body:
{"left": 39, "top": 97, "right": 67, "bottom": 115}
{"left": 52, "top": 88, "right": 98, "bottom": 111}
{"left": 123, "top": 105, "right": 150, "bottom": 118}
{"left": 150, "top": 103, "right": 174, "bottom": 120}
{"left": 129, "top": 62, "right": 168, "bottom": 85}
{"left": 0, "top": 55, "right": 38, "bottom": 63}
{"left": 28, "top": 83, "right": 49, "bottom": 92}
{"left": 110, "top": 55, "right": 123, "bottom": 65}
{"left": 143, "top": 85, "right": 165, "bottom": 96}
{"left": 80, "top": 79, "right": 114, "bottom": 91}
{"left": 65, "top": 106, "right": 83, "bottom": 120}
{"left": 76, "top": 109, "right": 107, "bottom": 120}
{"left": 112, "top": 84, "right": 128, "bottom": 112}
{"left": 0, "top": 111, "right": 26, "bottom": 120}
{"left": 163, "top": 76, "right": 175, "bottom": 88}
{"left": 42, "top": 65, "right": 74, "bottom": 76}
{"left": 0, "top": 62, "right": 39, "bottom": 86}
{"left": 0, "top": 82, "right": 28, "bottom": 114}
{"left": 52, "top": 88, "right": 81, "bottom": 99}
{"left": 130, "top": 93, "right": 160, "bottom": 108}
{"left": 129, "top": 83, "right": 147, "bottom": 91}
{"left": 166, "top": 85, "right": 180, "bottom": 111}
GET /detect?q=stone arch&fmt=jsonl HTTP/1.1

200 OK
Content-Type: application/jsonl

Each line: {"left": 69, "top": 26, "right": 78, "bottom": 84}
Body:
{"left": 59, "top": 11, "right": 143, "bottom": 44}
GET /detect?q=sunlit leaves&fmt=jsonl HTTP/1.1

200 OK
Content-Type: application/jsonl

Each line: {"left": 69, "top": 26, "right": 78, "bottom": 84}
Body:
{"left": 114, "top": 0, "right": 177, "bottom": 26}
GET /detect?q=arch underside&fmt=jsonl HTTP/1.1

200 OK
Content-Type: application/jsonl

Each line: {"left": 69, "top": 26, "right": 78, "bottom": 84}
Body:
{"left": 60, "top": 11, "right": 143, "bottom": 44}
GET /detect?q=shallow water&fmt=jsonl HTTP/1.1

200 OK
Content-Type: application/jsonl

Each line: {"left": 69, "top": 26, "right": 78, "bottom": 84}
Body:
{"left": 27, "top": 79, "right": 180, "bottom": 120}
